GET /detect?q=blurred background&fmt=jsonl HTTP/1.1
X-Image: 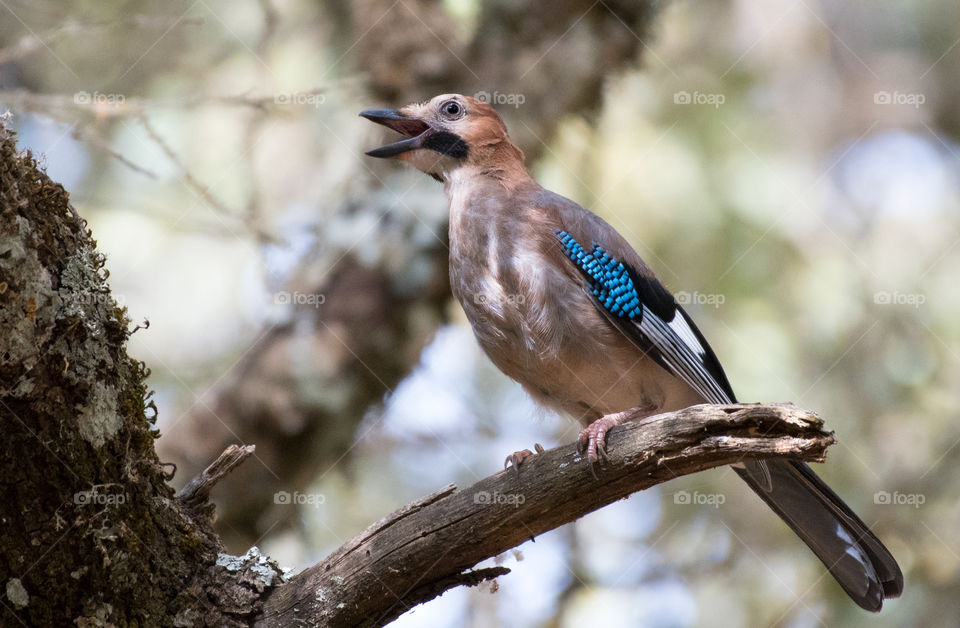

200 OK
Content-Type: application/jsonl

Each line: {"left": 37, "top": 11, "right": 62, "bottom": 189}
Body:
{"left": 2, "top": 0, "right": 958, "bottom": 625}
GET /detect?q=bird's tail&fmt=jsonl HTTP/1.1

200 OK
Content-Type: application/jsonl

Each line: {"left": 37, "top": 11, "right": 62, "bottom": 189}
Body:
{"left": 735, "top": 459, "right": 903, "bottom": 612}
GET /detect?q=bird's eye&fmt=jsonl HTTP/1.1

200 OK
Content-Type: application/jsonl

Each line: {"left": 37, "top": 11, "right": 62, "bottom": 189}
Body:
{"left": 442, "top": 101, "right": 463, "bottom": 117}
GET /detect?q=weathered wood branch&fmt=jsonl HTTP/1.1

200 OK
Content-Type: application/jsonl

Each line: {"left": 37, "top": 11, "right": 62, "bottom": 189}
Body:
{"left": 177, "top": 445, "right": 257, "bottom": 513}
{"left": 253, "top": 402, "right": 834, "bottom": 627}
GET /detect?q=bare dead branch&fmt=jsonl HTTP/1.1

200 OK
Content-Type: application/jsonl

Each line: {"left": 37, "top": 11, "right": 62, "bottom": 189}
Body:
{"left": 70, "top": 125, "right": 159, "bottom": 178}
{"left": 252, "top": 402, "right": 834, "bottom": 627}
{"left": 177, "top": 444, "right": 256, "bottom": 512}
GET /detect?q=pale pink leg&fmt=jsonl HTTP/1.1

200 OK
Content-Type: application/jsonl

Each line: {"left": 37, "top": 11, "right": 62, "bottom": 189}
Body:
{"left": 577, "top": 410, "right": 632, "bottom": 465}
{"left": 504, "top": 443, "right": 545, "bottom": 476}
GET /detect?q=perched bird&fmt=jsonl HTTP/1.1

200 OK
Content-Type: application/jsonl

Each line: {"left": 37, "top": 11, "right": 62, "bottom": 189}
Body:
{"left": 361, "top": 94, "right": 903, "bottom": 611}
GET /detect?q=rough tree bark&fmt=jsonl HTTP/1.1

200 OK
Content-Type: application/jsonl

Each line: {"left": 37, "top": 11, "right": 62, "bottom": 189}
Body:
{"left": 0, "top": 117, "right": 281, "bottom": 626}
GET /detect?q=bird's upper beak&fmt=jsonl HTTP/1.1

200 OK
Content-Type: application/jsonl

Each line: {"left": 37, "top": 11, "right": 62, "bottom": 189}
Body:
{"left": 360, "top": 108, "right": 432, "bottom": 158}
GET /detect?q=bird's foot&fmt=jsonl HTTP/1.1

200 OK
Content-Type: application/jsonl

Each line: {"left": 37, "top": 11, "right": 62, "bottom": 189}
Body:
{"left": 504, "top": 443, "right": 545, "bottom": 476}
{"left": 577, "top": 411, "right": 631, "bottom": 470}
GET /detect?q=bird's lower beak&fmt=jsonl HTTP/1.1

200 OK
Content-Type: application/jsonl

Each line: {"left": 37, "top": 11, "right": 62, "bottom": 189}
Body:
{"left": 360, "top": 109, "right": 432, "bottom": 158}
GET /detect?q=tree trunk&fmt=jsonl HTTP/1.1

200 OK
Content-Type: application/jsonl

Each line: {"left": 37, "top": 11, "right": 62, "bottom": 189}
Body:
{"left": 0, "top": 118, "right": 280, "bottom": 626}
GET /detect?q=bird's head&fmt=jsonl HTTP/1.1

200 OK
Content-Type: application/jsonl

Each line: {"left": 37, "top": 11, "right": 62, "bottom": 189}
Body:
{"left": 360, "top": 93, "right": 525, "bottom": 182}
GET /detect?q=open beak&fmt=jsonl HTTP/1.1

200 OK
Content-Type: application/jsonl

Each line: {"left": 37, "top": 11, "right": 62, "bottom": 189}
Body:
{"left": 360, "top": 109, "right": 432, "bottom": 158}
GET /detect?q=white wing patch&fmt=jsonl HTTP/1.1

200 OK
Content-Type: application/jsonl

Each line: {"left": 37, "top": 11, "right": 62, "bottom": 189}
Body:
{"left": 637, "top": 305, "right": 731, "bottom": 405}
{"left": 668, "top": 313, "right": 705, "bottom": 357}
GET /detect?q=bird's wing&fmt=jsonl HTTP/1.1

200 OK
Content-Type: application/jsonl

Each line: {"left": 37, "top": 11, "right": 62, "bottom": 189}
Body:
{"left": 544, "top": 201, "right": 773, "bottom": 487}
{"left": 535, "top": 194, "right": 903, "bottom": 610}
{"left": 541, "top": 200, "right": 736, "bottom": 407}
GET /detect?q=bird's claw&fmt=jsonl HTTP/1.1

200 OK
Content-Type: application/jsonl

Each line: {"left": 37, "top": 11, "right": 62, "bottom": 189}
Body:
{"left": 577, "top": 412, "right": 628, "bottom": 475}
{"left": 504, "top": 443, "right": 545, "bottom": 476}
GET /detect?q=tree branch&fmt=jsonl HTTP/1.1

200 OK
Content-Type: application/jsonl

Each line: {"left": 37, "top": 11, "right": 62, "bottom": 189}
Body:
{"left": 177, "top": 445, "right": 256, "bottom": 513}
{"left": 253, "top": 402, "right": 834, "bottom": 627}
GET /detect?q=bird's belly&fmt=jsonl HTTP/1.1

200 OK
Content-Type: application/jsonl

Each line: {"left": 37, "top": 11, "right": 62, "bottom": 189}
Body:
{"left": 454, "top": 270, "right": 701, "bottom": 423}
{"left": 509, "top": 340, "right": 702, "bottom": 424}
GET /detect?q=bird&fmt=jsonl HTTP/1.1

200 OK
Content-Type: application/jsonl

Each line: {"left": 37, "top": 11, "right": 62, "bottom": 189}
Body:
{"left": 360, "top": 94, "right": 903, "bottom": 612}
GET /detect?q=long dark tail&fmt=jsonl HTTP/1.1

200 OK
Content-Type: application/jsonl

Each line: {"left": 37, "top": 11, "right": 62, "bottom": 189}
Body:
{"left": 735, "top": 459, "right": 903, "bottom": 611}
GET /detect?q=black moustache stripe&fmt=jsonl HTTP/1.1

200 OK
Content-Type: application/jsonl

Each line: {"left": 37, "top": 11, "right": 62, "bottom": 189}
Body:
{"left": 423, "top": 132, "right": 469, "bottom": 159}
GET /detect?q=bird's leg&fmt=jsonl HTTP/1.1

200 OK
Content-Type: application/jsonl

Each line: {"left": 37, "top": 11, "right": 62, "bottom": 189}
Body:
{"left": 577, "top": 410, "right": 633, "bottom": 466}
{"left": 504, "top": 443, "right": 545, "bottom": 476}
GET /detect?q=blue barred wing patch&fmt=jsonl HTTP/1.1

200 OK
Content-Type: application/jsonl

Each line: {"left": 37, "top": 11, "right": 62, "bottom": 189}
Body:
{"left": 554, "top": 229, "right": 736, "bottom": 406}
{"left": 556, "top": 230, "right": 642, "bottom": 319}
